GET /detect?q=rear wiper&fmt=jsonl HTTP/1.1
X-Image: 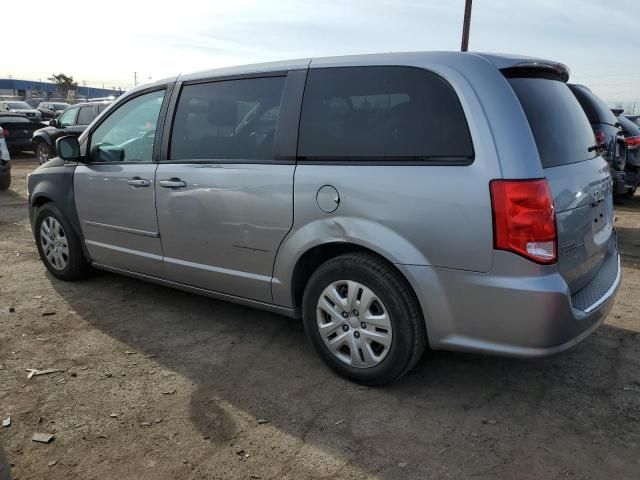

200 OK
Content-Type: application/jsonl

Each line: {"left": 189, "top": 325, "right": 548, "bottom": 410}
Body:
{"left": 588, "top": 144, "right": 608, "bottom": 153}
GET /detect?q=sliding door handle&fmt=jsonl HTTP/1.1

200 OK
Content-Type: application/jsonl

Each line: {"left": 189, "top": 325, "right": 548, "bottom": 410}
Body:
{"left": 127, "top": 177, "right": 151, "bottom": 187}
{"left": 159, "top": 178, "right": 187, "bottom": 189}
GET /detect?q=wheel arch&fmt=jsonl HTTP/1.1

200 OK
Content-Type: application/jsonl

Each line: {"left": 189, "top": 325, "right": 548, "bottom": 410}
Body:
{"left": 32, "top": 132, "right": 52, "bottom": 147}
{"left": 28, "top": 164, "right": 90, "bottom": 260}
{"left": 279, "top": 240, "right": 427, "bottom": 333}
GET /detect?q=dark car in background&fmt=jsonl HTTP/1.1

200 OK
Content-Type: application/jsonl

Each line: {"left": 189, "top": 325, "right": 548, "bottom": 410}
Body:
{"left": 0, "top": 100, "right": 43, "bottom": 123}
{"left": 25, "top": 98, "right": 44, "bottom": 108}
{"left": 0, "top": 113, "right": 41, "bottom": 153}
{"left": 568, "top": 84, "right": 628, "bottom": 195}
{"left": 32, "top": 101, "right": 111, "bottom": 164}
{"left": 624, "top": 114, "right": 640, "bottom": 128}
{"left": 617, "top": 115, "right": 640, "bottom": 196}
{"left": 37, "top": 102, "right": 70, "bottom": 120}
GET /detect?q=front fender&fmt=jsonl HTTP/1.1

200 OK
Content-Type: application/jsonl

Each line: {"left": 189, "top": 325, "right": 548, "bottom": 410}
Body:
{"left": 271, "top": 216, "right": 430, "bottom": 307}
{"left": 32, "top": 131, "right": 52, "bottom": 147}
{"left": 28, "top": 161, "right": 87, "bottom": 257}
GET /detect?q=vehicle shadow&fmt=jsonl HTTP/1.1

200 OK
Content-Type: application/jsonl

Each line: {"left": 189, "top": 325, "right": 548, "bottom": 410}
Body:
{"left": 615, "top": 190, "right": 640, "bottom": 212}
{"left": 49, "top": 270, "right": 640, "bottom": 478}
{"left": 0, "top": 188, "right": 26, "bottom": 207}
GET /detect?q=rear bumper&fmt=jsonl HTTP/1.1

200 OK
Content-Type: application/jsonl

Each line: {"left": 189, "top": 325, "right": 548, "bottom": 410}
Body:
{"left": 400, "top": 240, "right": 620, "bottom": 358}
{"left": 6, "top": 138, "right": 33, "bottom": 151}
{"left": 612, "top": 170, "right": 627, "bottom": 195}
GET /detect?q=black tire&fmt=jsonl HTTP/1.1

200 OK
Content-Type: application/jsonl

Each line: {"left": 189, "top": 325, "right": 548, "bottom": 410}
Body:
{"left": 36, "top": 141, "right": 53, "bottom": 165}
{"left": 0, "top": 173, "right": 10, "bottom": 190}
{"left": 34, "top": 203, "right": 90, "bottom": 281}
{"left": 302, "top": 253, "right": 427, "bottom": 385}
{"left": 626, "top": 186, "right": 637, "bottom": 197}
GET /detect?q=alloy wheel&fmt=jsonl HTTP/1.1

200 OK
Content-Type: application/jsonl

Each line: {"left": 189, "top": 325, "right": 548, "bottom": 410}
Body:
{"left": 37, "top": 144, "right": 50, "bottom": 164}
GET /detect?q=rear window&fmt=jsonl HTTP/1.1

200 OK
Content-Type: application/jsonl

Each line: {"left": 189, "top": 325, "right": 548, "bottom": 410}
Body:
{"left": 569, "top": 85, "right": 618, "bottom": 126}
{"left": 618, "top": 116, "right": 640, "bottom": 137}
{"left": 298, "top": 66, "right": 473, "bottom": 161}
{"left": 508, "top": 78, "right": 597, "bottom": 168}
{"left": 0, "top": 115, "right": 31, "bottom": 124}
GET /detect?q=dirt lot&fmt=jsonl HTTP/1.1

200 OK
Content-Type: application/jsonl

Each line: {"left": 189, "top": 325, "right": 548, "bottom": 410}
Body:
{"left": 1, "top": 155, "right": 639, "bottom": 480}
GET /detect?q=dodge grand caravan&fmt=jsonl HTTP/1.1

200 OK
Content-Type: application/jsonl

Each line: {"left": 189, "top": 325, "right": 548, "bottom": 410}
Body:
{"left": 27, "top": 52, "right": 621, "bottom": 385}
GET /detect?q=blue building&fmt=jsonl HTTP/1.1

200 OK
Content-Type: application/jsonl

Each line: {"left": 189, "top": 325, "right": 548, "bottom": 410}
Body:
{"left": 0, "top": 78, "right": 122, "bottom": 101}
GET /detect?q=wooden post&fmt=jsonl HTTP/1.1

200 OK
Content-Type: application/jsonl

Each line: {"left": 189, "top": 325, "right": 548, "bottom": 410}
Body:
{"left": 461, "top": 0, "right": 473, "bottom": 52}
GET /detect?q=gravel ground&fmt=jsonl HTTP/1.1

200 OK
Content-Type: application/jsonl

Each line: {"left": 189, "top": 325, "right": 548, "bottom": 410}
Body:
{"left": 1, "top": 155, "right": 639, "bottom": 480}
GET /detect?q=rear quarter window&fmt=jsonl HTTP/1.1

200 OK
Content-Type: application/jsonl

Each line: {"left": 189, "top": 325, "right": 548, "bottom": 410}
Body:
{"left": 508, "top": 78, "right": 597, "bottom": 168}
{"left": 298, "top": 66, "right": 473, "bottom": 162}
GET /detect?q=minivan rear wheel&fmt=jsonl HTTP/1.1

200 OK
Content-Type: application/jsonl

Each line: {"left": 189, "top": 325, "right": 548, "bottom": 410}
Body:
{"left": 34, "top": 203, "right": 90, "bottom": 280}
{"left": 302, "top": 253, "right": 426, "bottom": 385}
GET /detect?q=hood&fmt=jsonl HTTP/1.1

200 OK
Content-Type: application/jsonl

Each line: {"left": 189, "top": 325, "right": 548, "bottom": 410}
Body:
{"left": 10, "top": 108, "right": 41, "bottom": 115}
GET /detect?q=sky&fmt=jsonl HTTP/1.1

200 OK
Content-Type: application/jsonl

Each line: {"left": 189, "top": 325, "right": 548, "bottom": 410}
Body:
{"left": 5, "top": 0, "right": 640, "bottom": 108}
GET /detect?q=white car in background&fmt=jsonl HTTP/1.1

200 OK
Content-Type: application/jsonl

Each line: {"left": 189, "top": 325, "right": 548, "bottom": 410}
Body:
{"left": 0, "top": 126, "right": 10, "bottom": 190}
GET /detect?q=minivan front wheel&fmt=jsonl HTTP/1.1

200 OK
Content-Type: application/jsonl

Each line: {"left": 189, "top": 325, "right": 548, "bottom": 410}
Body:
{"left": 34, "top": 203, "right": 89, "bottom": 280}
{"left": 302, "top": 253, "right": 426, "bottom": 385}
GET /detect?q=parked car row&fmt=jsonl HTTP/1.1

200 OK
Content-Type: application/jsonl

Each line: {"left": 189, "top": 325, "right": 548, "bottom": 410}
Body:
{"left": 32, "top": 101, "right": 111, "bottom": 164}
{"left": 37, "top": 102, "right": 70, "bottom": 120}
{"left": 27, "top": 52, "right": 621, "bottom": 384}
{"left": 567, "top": 84, "right": 640, "bottom": 197}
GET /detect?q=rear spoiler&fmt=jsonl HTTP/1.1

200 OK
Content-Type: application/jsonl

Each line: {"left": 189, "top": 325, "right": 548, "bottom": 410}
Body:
{"left": 501, "top": 61, "right": 570, "bottom": 83}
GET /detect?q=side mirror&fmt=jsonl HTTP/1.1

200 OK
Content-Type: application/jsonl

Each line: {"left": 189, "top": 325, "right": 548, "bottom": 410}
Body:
{"left": 90, "top": 144, "right": 124, "bottom": 163}
{"left": 56, "top": 136, "right": 82, "bottom": 162}
{"left": 49, "top": 119, "right": 57, "bottom": 127}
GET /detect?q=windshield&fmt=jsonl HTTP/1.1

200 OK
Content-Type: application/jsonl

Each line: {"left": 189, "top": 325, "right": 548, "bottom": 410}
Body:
{"left": 7, "top": 102, "right": 31, "bottom": 110}
{"left": 53, "top": 103, "right": 69, "bottom": 110}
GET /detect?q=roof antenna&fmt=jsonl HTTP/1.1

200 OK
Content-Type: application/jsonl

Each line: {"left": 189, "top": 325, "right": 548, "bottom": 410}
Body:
{"left": 461, "top": 0, "right": 473, "bottom": 52}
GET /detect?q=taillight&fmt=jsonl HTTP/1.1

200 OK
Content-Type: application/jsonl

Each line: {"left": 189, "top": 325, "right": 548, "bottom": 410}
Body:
{"left": 490, "top": 179, "right": 557, "bottom": 264}
{"left": 1, "top": 128, "right": 7, "bottom": 138}
{"left": 594, "top": 129, "right": 605, "bottom": 145}
{"left": 625, "top": 136, "right": 640, "bottom": 150}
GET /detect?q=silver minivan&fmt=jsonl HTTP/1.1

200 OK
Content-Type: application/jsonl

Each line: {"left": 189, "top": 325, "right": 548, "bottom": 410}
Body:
{"left": 28, "top": 52, "right": 621, "bottom": 385}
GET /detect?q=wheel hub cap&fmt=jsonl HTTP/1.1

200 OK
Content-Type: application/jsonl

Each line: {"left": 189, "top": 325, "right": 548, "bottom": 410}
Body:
{"left": 316, "top": 280, "right": 393, "bottom": 369}
{"left": 40, "top": 216, "right": 69, "bottom": 270}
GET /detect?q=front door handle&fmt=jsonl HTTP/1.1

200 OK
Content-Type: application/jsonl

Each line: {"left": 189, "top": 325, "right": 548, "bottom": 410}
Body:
{"left": 159, "top": 178, "right": 187, "bottom": 189}
{"left": 127, "top": 177, "right": 151, "bottom": 187}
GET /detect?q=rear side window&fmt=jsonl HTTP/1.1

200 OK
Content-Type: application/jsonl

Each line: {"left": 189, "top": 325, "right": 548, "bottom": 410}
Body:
{"left": 170, "top": 76, "right": 286, "bottom": 161}
{"left": 298, "top": 66, "right": 473, "bottom": 161}
{"left": 77, "top": 106, "right": 97, "bottom": 125}
{"left": 508, "top": 78, "right": 597, "bottom": 168}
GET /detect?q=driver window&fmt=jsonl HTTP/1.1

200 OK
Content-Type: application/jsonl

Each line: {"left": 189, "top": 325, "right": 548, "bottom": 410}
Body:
{"left": 58, "top": 108, "right": 78, "bottom": 128}
{"left": 89, "top": 90, "right": 165, "bottom": 163}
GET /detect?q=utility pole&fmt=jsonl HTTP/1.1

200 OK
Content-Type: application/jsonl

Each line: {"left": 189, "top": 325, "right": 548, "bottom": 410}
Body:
{"left": 133, "top": 71, "right": 138, "bottom": 87}
{"left": 461, "top": 0, "right": 473, "bottom": 52}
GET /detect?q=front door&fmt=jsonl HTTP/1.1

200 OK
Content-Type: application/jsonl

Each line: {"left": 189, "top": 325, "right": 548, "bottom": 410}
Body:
{"left": 74, "top": 89, "right": 167, "bottom": 276}
{"left": 155, "top": 75, "right": 294, "bottom": 303}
